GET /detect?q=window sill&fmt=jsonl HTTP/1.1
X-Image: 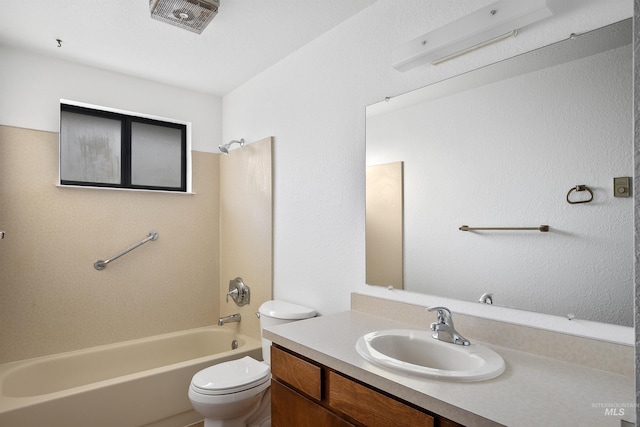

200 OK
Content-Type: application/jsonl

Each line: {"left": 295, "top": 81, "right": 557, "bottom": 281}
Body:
{"left": 56, "top": 184, "right": 195, "bottom": 195}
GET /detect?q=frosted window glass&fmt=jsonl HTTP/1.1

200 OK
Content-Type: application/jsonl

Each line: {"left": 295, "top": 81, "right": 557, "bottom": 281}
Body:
{"left": 60, "top": 112, "right": 121, "bottom": 184}
{"left": 131, "top": 122, "right": 183, "bottom": 188}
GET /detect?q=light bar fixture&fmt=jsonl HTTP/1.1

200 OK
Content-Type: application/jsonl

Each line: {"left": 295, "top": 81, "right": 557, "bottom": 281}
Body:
{"left": 392, "top": 0, "right": 553, "bottom": 71}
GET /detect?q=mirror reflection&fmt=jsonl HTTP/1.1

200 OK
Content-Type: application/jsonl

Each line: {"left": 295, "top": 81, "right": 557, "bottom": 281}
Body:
{"left": 366, "top": 161, "right": 404, "bottom": 289}
{"left": 366, "top": 19, "right": 633, "bottom": 326}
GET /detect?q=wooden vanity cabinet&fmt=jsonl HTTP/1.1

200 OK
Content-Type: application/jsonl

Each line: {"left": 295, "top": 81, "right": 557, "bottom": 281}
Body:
{"left": 271, "top": 345, "right": 464, "bottom": 427}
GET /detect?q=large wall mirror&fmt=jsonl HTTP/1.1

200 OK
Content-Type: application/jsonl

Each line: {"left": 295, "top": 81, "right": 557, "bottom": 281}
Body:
{"left": 366, "top": 19, "right": 633, "bottom": 326}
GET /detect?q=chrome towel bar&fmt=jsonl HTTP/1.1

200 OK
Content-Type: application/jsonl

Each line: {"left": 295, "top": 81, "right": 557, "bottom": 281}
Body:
{"left": 459, "top": 225, "right": 549, "bottom": 232}
{"left": 94, "top": 231, "right": 158, "bottom": 270}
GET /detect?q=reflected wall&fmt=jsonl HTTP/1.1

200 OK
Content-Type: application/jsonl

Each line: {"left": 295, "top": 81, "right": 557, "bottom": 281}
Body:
{"left": 366, "top": 22, "right": 633, "bottom": 326}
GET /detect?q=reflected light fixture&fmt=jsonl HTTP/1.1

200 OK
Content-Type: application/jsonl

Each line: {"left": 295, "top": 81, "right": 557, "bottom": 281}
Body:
{"left": 392, "top": 0, "right": 553, "bottom": 71}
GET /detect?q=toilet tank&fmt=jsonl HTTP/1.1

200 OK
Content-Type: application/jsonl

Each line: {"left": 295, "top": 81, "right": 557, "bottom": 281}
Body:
{"left": 258, "top": 300, "right": 315, "bottom": 364}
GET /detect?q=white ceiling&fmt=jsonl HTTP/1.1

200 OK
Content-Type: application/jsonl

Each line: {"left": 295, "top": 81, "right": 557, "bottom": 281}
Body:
{"left": 0, "top": 0, "right": 377, "bottom": 96}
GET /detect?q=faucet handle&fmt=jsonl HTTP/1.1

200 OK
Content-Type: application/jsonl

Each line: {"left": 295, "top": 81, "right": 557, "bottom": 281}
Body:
{"left": 427, "top": 306, "right": 452, "bottom": 324}
{"left": 226, "top": 288, "right": 239, "bottom": 303}
{"left": 427, "top": 306, "right": 470, "bottom": 346}
{"left": 226, "top": 277, "right": 250, "bottom": 306}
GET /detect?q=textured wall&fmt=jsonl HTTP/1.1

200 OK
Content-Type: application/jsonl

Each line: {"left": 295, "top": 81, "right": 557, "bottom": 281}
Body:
{"left": 0, "top": 126, "right": 220, "bottom": 363}
{"left": 223, "top": 0, "right": 633, "bottom": 332}
{"left": 0, "top": 46, "right": 222, "bottom": 153}
{"left": 0, "top": 45, "right": 226, "bottom": 363}
{"left": 219, "top": 137, "right": 273, "bottom": 341}
{"left": 633, "top": 0, "right": 639, "bottom": 419}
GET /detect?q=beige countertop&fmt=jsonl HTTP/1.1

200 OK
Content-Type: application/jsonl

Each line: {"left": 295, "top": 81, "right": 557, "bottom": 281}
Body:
{"left": 264, "top": 310, "right": 635, "bottom": 427}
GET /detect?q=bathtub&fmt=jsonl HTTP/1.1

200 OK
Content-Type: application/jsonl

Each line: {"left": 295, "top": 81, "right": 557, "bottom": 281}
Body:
{"left": 0, "top": 326, "right": 262, "bottom": 427}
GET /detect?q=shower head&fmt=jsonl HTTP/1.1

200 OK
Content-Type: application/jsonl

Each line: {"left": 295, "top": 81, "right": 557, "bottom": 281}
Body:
{"left": 219, "top": 139, "right": 245, "bottom": 154}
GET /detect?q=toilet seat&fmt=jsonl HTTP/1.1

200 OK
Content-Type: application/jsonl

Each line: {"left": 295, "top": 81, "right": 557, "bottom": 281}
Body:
{"left": 190, "top": 356, "right": 271, "bottom": 396}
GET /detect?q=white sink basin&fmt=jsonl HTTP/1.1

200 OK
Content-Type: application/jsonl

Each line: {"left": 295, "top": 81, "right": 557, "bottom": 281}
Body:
{"left": 356, "top": 329, "right": 505, "bottom": 382}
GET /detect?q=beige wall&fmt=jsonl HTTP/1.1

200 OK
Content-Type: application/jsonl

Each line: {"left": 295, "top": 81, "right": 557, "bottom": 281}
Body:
{"left": 0, "top": 126, "right": 221, "bottom": 363}
{"left": 366, "top": 162, "right": 403, "bottom": 290}
{"left": 219, "top": 138, "right": 273, "bottom": 342}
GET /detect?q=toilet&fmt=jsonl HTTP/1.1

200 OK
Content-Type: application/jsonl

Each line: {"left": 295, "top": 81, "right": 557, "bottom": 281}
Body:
{"left": 188, "top": 300, "right": 316, "bottom": 427}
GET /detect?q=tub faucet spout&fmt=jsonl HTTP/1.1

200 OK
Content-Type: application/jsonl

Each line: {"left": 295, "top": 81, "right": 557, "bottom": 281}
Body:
{"left": 218, "top": 313, "right": 241, "bottom": 326}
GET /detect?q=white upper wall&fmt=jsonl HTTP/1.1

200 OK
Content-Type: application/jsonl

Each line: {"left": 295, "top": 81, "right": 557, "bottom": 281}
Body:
{"left": 0, "top": 47, "right": 222, "bottom": 152}
{"left": 222, "top": 0, "right": 633, "bottom": 342}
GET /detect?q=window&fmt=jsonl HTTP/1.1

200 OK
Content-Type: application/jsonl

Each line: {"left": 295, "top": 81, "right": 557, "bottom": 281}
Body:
{"left": 59, "top": 101, "right": 189, "bottom": 192}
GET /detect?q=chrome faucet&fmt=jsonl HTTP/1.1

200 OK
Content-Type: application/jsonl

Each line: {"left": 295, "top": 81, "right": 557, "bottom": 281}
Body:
{"left": 427, "top": 306, "right": 470, "bottom": 346}
{"left": 218, "top": 313, "right": 241, "bottom": 326}
{"left": 478, "top": 292, "right": 494, "bottom": 304}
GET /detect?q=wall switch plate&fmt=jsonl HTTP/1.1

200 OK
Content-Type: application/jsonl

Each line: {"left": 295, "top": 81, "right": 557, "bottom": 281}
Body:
{"left": 613, "top": 177, "right": 631, "bottom": 197}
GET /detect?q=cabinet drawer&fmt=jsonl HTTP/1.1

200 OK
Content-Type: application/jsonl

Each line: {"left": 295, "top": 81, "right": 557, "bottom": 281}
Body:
{"left": 272, "top": 379, "right": 355, "bottom": 427}
{"left": 327, "top": 371, "right": 434, "bottom": 427}
{"left": 271, "top": 346, "right": 322, "bottom": 400}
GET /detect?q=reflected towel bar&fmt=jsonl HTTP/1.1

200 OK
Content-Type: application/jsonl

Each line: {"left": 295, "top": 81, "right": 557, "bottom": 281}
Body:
{"left": 94, "top": 231, "right": 158, "bottom": 270}
{"left": 459, "top": 225, "right": 549, "bottom": 232}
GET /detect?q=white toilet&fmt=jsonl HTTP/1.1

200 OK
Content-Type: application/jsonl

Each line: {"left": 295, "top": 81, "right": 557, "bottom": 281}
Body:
{"left": 188, "top": 300, "right": 316, "bottom": 427}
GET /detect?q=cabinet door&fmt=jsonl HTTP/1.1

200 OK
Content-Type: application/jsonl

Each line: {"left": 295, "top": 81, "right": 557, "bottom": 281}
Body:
{"left": 439, "top": 418, "right": 465, "bottom": 427}
{"left": 271, "top": 345, "right": 322, "bottom": 400}
{"left": 272, "top": 379, "right": 355, "bottom": 427}
{"left": 327, "top": 371, "right": 434, "bottom": 427}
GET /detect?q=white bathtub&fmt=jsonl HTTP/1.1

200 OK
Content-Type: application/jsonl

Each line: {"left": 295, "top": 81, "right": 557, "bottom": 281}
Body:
{"left": 0, "top": 326, "right": 262, "bottom": 427}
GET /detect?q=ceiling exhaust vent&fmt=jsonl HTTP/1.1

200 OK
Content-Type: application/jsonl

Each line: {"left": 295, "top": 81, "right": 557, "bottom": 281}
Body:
{"left": 150, "top": 0, "right": 220, "bottom": 34}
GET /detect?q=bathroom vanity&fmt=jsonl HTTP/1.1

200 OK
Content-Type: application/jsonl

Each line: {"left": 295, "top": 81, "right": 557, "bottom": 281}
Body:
{"left": 271, "top": 344, "right": 459, "bottom": 426}
{"left": 265, "top": 308, "right": 634, "bottom": 427}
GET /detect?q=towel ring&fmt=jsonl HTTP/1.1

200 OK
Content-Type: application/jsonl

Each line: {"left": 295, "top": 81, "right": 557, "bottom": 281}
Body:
{"left": 566, "top": 185, "right": 593, "bottom": 204}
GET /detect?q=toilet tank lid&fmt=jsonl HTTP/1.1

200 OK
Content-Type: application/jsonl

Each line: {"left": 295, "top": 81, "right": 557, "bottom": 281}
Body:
{"left": 259, "top": 300, "right": 316, "bottom": 320}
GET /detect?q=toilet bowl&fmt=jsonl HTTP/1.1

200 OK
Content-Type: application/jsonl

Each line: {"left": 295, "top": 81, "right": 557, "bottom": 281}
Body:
{"left": 188, "top": 356, "right": 271, "bottom": 427}
{"left": 188, "top": 300, "right": 315, "bottom": 427}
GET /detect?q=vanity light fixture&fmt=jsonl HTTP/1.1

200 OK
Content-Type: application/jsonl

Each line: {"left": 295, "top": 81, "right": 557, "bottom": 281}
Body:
{"left": 392, "top": 0, "right": 553, "bottom": 71}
